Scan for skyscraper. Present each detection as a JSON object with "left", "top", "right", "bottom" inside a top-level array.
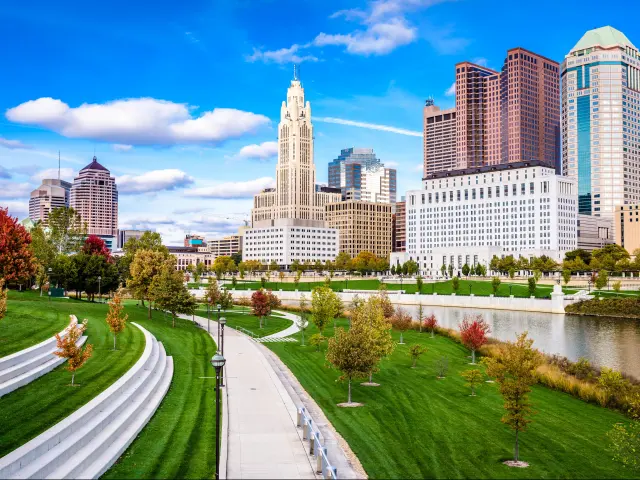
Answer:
[
  {"left": 70, "top": 156, "right": 118, "bottom": 250},
  {"left": 423, "top": 100, "right": 457, "bottom": 176},
  {"left": 327, "top": 148, "right": 397, "bottom": 203},
  {"left": 561, "top": 26, "right": 640, "bottom": 217},
  {"left": 456, "top": 48, "right": 560, "bottom": 170},
  {"left": 29, "top": 179, "right": 71, "bottom": 226}
]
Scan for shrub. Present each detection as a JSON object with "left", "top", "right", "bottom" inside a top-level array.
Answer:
[
  {"left": 452, "top": 276, "right": 460, "bottom": 293},
  {"left": 435, "top": 356, "right": 449, "bottom": 378},
  {"left": 309, "top": 333, "right": 326, "bottom": 352},
  {"left": 408, "top": 344, "right": 427, "bottom": 367},
  {"left": 566, "top": 298, "right": 640, "bottom": 319},
  {"left": 613, "top": 281, "right": 622, "bottom": 293},
  {"left": 491, "top": 276, "right": 501, "bottom": 295},
  {"left": 528, "top": 277, "right": 536, "bottom": 296}
]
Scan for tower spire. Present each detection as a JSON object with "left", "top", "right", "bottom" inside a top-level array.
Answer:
[{"left": 293, "top": 63, "right": 298, "bottom": 81}]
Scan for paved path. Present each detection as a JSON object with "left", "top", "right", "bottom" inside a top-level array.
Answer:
[
  {"left": 180, "top": 313, "right": 316, "bottom": 479},
  {"left": 261, "top": 310, "right": 301, "bottom": 340}
]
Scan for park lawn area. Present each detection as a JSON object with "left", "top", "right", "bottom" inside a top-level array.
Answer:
[
  {"left": 592, "top": 290, "right": 640, "bottom": 298},
  {"left": 266, "top": 317, "right": 633, "bottom": 479},
  {"left": 0, "top": 292, "right": 145, "bottom": 457},
  {"left": 0, "top": 290, "right": 72, "bottom": 357},
  {"left": 195, "top": 306, "right": 292, "bottom": 337},
  {"left": 104, "top": 304, "right": 218, "bottom": 479}
]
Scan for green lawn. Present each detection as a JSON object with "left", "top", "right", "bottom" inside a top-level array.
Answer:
[
  {"left": 0, "top": 293, "right": 145, "bottom": 457},
  {"left": 1, "top": 292, "right": 219, "bottom": 479},
  {"left": 223, "top": 278, "right": 577, "bottom": 298},
  {"left": 0, "top": 290, "right": 72, "bottom": 357},
  {"left": 591, "top": 290, "right": 640, "bottom": 298},
  {"left": 195, "top": 306, "right": 292, "bottom": 337},
  {"left": 266, "top": 316, "right": 633, "bottom": 479}
]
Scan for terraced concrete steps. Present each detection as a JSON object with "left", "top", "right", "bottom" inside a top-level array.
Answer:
[{"left": 0, "top": 322, "right": 173, "bottom": 480}]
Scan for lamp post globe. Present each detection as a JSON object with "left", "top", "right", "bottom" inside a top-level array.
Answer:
[{"left": 211, "top": 352, "right": 226, "bottom": 371}]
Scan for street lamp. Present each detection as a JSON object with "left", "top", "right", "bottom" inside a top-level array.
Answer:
[
  {"left": 47, "top": 268, "right": 52, "bottom": 301},
  {"left": 216, "top": 304, "right": 222, "bottom": 347},
  {"left": 210, "top": 353, "right": 226, "bottom": 480},
  {"left": 207, "top": 302, "right": 211, "bottom": 334},
  {"left": 219, "top": 317, "right": 227, "bottom": 386},
  {"left": 97, "top": 276, "right": 102, "bottom": 303}
]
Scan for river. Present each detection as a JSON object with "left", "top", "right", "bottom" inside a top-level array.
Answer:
[{"left": 282, "top": 300, "right": 640, "bottom": 379}]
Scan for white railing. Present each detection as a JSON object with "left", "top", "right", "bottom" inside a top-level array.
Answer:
[
  {"left": 233, "top": 326, "right": 258, "bottom": 339},
  {"left": 296, "top": 407, "right": 338, "bottom": 479}
]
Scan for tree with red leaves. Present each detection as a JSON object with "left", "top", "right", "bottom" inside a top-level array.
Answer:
[
  {"left": 390, "top": 306, "right": 412, "bottom": 344},
  {"left": 81, "top": 235, "right": 111, "bottom": 260},
  {"left": 251, "top": 289, "right": 271, "bottom": 329},
  {"left": 0, "top": 207, "right": 36, "bottom": 284},
  {"left": 459, "top": 314, "right": 491, "bottom": 364},
  {"left": 423, "top": 314, "right": 438, "bottom": 338}
]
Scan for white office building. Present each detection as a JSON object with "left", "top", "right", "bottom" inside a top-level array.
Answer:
[
  {"left": 243, "top": 226, "right": 338, "bottom": 266},
  {"left": 29, "top": 179, "right": 71, "bottom": 226},
  {"left": 391, "top": 161, "right": 578, "bottom": 276}
]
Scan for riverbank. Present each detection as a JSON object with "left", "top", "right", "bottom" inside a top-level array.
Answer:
[{"left": 565, "top": 297, "right": 640, "bottom": 320}]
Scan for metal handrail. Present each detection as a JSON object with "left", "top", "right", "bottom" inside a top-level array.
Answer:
[
  {"left": 233, "top": 325, "right": 258, "bottom": 339},
  {"left": 296, "top": 407, "right": 338, "bottom": 479}
]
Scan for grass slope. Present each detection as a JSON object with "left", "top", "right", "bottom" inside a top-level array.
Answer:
[
  {"left": 0, "top": 293, "right": 145, "bottom": 457},
  {"left": 266, "top": 317, "right": 632, "bottom": 479},
  {"left": 195, "top": 306, "right": 292, "bottom": 337},
  {"left": 0, "top": 291, "right": 72, "bottom": 357}
]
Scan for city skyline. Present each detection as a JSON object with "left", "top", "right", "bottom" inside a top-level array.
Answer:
[{"left": 1, "top": 0, "right": 639, "bottom": 243}]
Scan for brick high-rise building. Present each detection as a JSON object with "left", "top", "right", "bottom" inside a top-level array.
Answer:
[
  {"left": 70, "top": 157, "right": 118, "bottom": 250},
  {"left": 392, "top": 198, "right": 406, "bottom": 252},
  {"left": 455, "top": 48, "right": 560, "bottom": 170},
  {"left": 423, "top": 99, "right": 457, "bottom": 176}
]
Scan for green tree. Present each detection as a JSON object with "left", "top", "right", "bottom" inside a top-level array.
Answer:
[
  {"left": 533, "top": 269, "right": 542, "bottom": 284},
  {"left": 390, "top": 265, "right": 396, "bottom": 275},
  {"left": 596, "top": 269, "right": 609, "bottom": 290},
  {"left": 462, "top": 263, "right": 470, "bottom": 277},
  {"left": 353, "top": 297, "right": 394, "bottom": 384},
  {"left": 408, "top": 344, "right": 427, "bottom": 368},
  {"left": 415, "top": 275, "right": 423, "bottom": 293},
  {"left": 527, "top": 277, "right": 536, "bottom": 296},
  {"left": 452, "top": 276, "right": 460, "bottom": 293},
  {"left": 334, "top": 252, "right": 352, "bottom": 272},
  {"left": 219, "top": 290, "right": 234, "bottom": 311},
  {"left": 562, "top": 269, "right": 572, "bottom": 286},
  {"left": 461, "top": 369, "right": 484, "bottom": 396},
  {"left": 106, "top": 288, "right": 128, "bottom": 350},
  {"left": 29, "top": 222, "right": 56, "bottom": 271},
  {"left": 127, "top": 249, "right": 172, "bottom": 319},
  {"left": 405, "top": 259, "right": 419, "bottom": 276},
  {"left": 448, "top": 264, "right": 454, "bottom": 278},
  {"left": 297, "top": 294, "right": 310, "bottom": 346},
  {"left": 440, "top": 264, "right": 446, "bottom": 277},
  {"left": 311, "top": 286, "right": 340, "bottom": 335},
  {"left": 120, "top": 231, "right": 168, "bottom": 281},
  {"left": 484, "top": 332, "right": 542, "bottom": 463},
  {"left": 475, "top": 263, "right": 486, "bottom": 277},
  {"left": 48, "top": 207, "right": 86, "bottom": 254},
  {"left": 151, "top": 264, "right": 198, "bottom": 327},
  {"left": 492, "top": 276, "right": 501, "bottom": 295},
  {"left": 490, "top": 256, "right": 501, "bottom": 273}
]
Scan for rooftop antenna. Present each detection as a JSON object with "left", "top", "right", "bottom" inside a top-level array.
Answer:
[
  {"left": 58, "top": 151, "right": 61, "bottom": 180},
  {"left": 293, "top": 63, "right": 298, "bottom": 81}
]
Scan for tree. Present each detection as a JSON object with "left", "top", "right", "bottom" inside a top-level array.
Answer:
[
  {"left": 408, "top": 344, "right": 427, "bottom": 367},
  {"left": 390, "top": 265, "right": 396, "bottom": 275},
  {"left": 194, "top": 262, "right": 206, "bottom": 283},
  {"left": 440, "top": 264, "right": 446, "bottom": 278},
  {"left": 0, "top": 279, "right": 6, "bottom": 322},
  {"left": 297, "top": 294, "right": 310, "bottom": 346},
  {"left": 492, "top": 276, "right": 501, "bottom": 295},
  {"left": 599, "top": 367, "right": 630, "bottom": 408},
  {"left": 128, "top": 250, "right": 172, "bottom": 318},
  {"left": 219, "top": 289, "right": 234, "bottom": 311},
  {"left": 390, "top": 306, "right": 412, "bottom": 344},
  {"left": 334, "top": 252, "right": 352, "bottom": 272},
  {"left": 461, "top": 369, "right": 484, "bottom": 396},
  {"left": 120, "top": 231, "right": 168, "bottom": 281},
  {"left": 311, "top": 286, "right": 340, "bottom": 336},
  {"left": 352, "top": 297, "right": 394, "bottom": 384},
  {"left": 423, "top": 314, "right": 437, "bottom": 338},
  {"left": 596, "top": 269, "right": 609, "bottom": 290},
  {"left": 562, "top": 269, "right": 572, "bottom": 286},
  {"left": 48, "top": 207, "right": 87, "bottom": 254},
  {"left": 106, "top": 288, "right": 128, "bottom": 350},
  {"left": 527, "top": 277, "right": 536, "bottom": 296},
  {"left": 29, "top": 222, "right": 56, "bottom": 271},
  {"left": 151, "top": 265, "right": 198, "bottom": 327},
  {"left": 205, "top": 279, "right": 221, "bottom": 309},
  {"left": 416, "top": 275, "right": 423, "bottom": 293},
  {"left": 81, "top": 235, "right": 111, "bottom": 259},
  {"left": 294, "top": 270, "right": 301, "bottom": 289},
  {"left": 405, "top": 259, "right": 419, "bottom": 276},
  {"left": 452, "top": 276, "right": 460, "bottom": 293},
  {"left": 490, "top": 256, "right": 501, "bottom": 273},
  {"left": 326, "top": 322, "right": 377, "bottom": 405},
  {"left": 309, "top": 333, "right": 325, "bottom": 352},
  {"left": 462, "top": 263, "right": 470, "bottom": 277},
  {"left": 613, "top": 281, "right": 622, "bottom": 294},
  {"left": 0, "top": 207, "right": 37, "bottom": 284},
  {"left": 54, "top": 319, "right": 93, "bottom": 386},
  {"left": 377, "top": 287, "right": 394, "bottom": 318},
  {"left": 448, "top": 264, "right": 454, "bottom": 278},
  {"left": 484, "top": 332, "right": 542, "bottom": 464},
  {"left": 278, "top": 270, "right": 285, "bottom": 285},
  {"left": 290, "top": 259, "right": 302, "bottom": 273},
  {"left": 459, "top": 314, "right": 490, "bottom": 364},
  {"left": 532, "top": 269, "right": 542, "bottom": 284},
  {"left": 475, "top": 263, "right": 486, "bottom": 277},
  {"left": 251, "top": 289, "right": 271, "bottom": 329},
  {"left": 435, "top": 356, "right": 449, "bottom": 378}
]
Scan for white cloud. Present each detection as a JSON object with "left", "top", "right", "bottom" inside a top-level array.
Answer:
[
  {"left": 413, "top": 163, "right": 424, "bottom": 172},
  {"left": 0, "top": 137, "right": 32, "bottom": 150},
  {"left": 6, "top": 97, "right": 270, "bottom": 147},
  {"left": 472, "top": 57, "right": 489, "bottom": 67},
  {"left": 0, "top": 180, "right": 33, "bottom": 199},
  {"left": 184, "top": 177, "right": 275, "bottom": 199},
  {"left": 315, "top": 117, "right": 422, "bottom": 137},
  {"left": 31, "top": 168, "right": 75, "bottom": 183},
  {"left": 2, "top": 200, "right": 28, "bottom": 219},
  {"left": 314, "top": 18, "right": 416, "bottom": 55},
  {"left": 385, "top": 161, "right": 399, "bottom": 168},
  {"left": 117, "top": 169, "right": 195, "bottom": 194},
  {"left": 246, "top": 44, "right": 318, "bottom": 64},
  {"left": 445, "top": 82, "right": 456, "bottom": 96},
  {"left": 237, "top": 141, "right": 278, "bottom": 160},
  {"left": 0, "top": 166, "right": 12, "bottom": 179},
  {"left": 112, "top": 144, "right": 133, "bottom": 152}
]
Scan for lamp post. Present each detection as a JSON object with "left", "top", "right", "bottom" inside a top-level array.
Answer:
[
  {"left": 207, "top": 303, "right": 211, "bottom": 334},
  {"left": 216, "top": 304, "right": 222, "bottom": 347},
  {"left": 219, "top": 317, "right": 226, "bottom": 386},
  {"left": 211, "top": 353, "right": 226, "bottom": 480},
  {"left": 588, "top": 279, "right": 592, "bottom": 293},
  {"left": 47, "top": 267, "right": 52, "bottom": 301},
  {"left": 97, "top": 276, "right": 102, "bottom": 303},
  {"left": 469, "top": 284, "right": 472, "bottom": 296}
]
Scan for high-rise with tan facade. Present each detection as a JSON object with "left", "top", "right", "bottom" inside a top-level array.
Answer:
[
  {"left": 70, "top": 156, "right": 118, "bottom": 250},
  {"left": 393, "top": 198, "right": 406, "bottom": 252},
  {"left": 455, "top": 48, "right": 560, "bottom": 171},
  {"left": 29, "top": 179, "right": 71, "bottom": 226},
  {"left": 423, "top": 100, "right": 457, "bottom": 176},
  {"left": 325, "top": 201, "right": 392, "bottom": 258},
  {"left": 615, "top": 203, "right": 640, "bottom": 253}
]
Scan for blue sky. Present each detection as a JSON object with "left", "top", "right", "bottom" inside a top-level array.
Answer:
[{"left": 1, "top": 0, "right": 638, "bottom": 244}]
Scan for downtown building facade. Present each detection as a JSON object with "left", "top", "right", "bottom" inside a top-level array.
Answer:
[
  {"left": 245, "top": 70, "right": 341, "bottom": 267},
  {"left": 28, "top": 179, "right": 71, "bottom": 226},
  {"left": 615, "top": 203, "right": 640, "bottom": 253},
  {"left": 69, "top": 157, "right": 118, "bottom": 250},
  {"left": 423, "top": 100, "right": 457, "bottom": 176},
  {"left": 561, "top": 26, "right": 640, "bottom": 221},
  {"left": 391, "top": 162, "right": 577, "bottom": 276},
  {"left": 328, "top": 148, "right": 397, "bottom": 203}
]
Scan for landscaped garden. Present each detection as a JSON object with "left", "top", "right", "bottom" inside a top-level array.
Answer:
[
  {"left": 195, "top": 305, "right": 292, "bottom": 337},
  {"left": 264, "top": 308, "right": 635, "bottom": 478}
]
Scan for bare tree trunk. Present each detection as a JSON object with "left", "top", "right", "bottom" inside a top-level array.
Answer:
[
  {"left": 348, "top": 377, "right": 352, "bottom": 404},
  {"left": 172, "top": 314, "right": 176, "bottom": 328},
  {"left": 431, "top": 329, "right": 434, "bottom": 338},
  {"left": 141, "top": 298, "right": 145, "bottom": 307},
  {"left": 514, "top": 430, "right": 519, "bottom": 461},
  {"left": 412, "top": 358, "right": 417, "bottom": 367},
  {"left": 71, "top": 372, "right": 75, "bottom": 386},
  {"left": 369, "top": 371, "right": 373, "bottom": 383},
  {"left": 472, "top": 349, "right": 476, "bottom": 364},
  {"left": 400, "top": 332, "right": 404, "bottom": 344},
  {"left": 113, "top": 333, "right": 116, "bottom": 350}
]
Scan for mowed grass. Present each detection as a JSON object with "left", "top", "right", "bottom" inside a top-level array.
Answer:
[
  {"left": 221, "top": 278, "right": 577, "bottom": 298},
  {"left": 0, "top": 293, "right": 145, "bottom": 457},
  {"left": 195, "top": 306, "right": 292, "bottom": 337},
  {"left": 266, "top": 317, "right": 633, "bottom": 479},
  {"left": 0, "top": 290, "right": 72, "bottom": 357},
  {"left": 104, "top": 304, "right": 218, "bottom": 479}
]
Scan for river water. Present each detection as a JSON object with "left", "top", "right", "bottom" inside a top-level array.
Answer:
[{"left": 282, "top": 300, "right": 640, "bottom": 378}]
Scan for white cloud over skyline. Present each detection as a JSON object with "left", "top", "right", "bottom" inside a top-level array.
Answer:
[
  {"left": 0, "top": 137, "right": 32, "bottom": 150},
  {"left": 316, "top": 116, "right": 422, "bottom": 137},
  {"left": 184, "top": 177, "right": 274, "bottom": 199},
  {"left": 117, "top": 169, "right": 195, "bottom": 194},
  {"left": 237, "top": 141, "right": 278, "bottom": 160}
]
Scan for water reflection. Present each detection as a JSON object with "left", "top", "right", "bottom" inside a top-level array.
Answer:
[{"left": 282, "top": 300, "right": 640, "bottom": 378}]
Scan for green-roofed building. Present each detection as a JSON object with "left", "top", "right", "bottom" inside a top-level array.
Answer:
[{"left": 561, "top": 26, "right": 640, "bottom": 225}]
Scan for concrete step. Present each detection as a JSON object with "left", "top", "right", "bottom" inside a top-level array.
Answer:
[{"left": 0, "top": 323, "right": 173, "bottom": 480}]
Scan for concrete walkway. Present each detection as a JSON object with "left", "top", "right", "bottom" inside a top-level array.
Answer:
[
  {"left": 181, "top": 313, "right": 317, "bottom": 479},
  {"left": 261, "top": 310, "right": 301, "bottom": 340}
]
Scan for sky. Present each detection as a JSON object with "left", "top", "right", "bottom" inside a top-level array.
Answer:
[{"left": 1, "top": 0, "right": 638, "bottom": 244}]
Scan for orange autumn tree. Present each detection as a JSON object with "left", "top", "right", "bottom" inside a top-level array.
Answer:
[
  {"left": 55, "top": 318, "right": 93, "bottom": 386},
  {"left": 106, "top": 288, "right": 128, "bottom": 350}
]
